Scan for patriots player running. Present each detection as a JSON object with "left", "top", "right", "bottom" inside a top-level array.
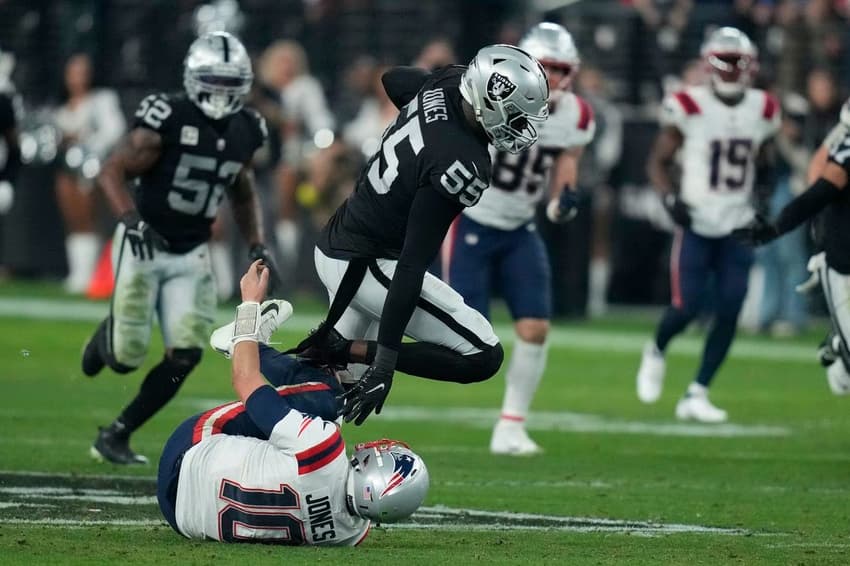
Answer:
[
  {"left": 442, "top": 24, "right": 595, "bottom": 455},
  {"left": 735, "top": 99, "right": 850, "bottom": 396},
  {"left": 294, "top": 45, "right": 549, "bottom": 425},
  {"left": 158, "top": 260, "right": 429, "bottom": 545},
  {"left": 635, "top": 28, "right": 780, "bottom": 422},
  {"left": 82, "top": 32, "right": 278, "bottom": 464}
]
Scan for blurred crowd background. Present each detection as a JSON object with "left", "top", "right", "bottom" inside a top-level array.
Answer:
[{"left": 0, "top": 0, "right": 848, "bottom": 334}]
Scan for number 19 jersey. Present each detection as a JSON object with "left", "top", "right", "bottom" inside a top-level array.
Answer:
[
  {"left": 133, "top": 92, "right": 267, "bottom": 253},
  {"left": 662, "top": 85, "right": 780, "bottom": 237}
]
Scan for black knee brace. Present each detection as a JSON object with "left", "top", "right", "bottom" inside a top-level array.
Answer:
[{"left": 459, "top": 343, "right": 504, "bottom": 384}]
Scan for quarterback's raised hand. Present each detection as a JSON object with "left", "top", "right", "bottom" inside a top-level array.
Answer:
[
  {"left": 546, "top": 188, "right": 581, "bottom": 224},
  {"left": 732, "top": 214, "right": 780, "bottom": 247},
  {"left": 249, "top": 243, "right": 280, "bottom": 294},
  {"left": 663, "top": 194, "right": 692, "bottom": 228},
  {"left": 340, "top": 345, "right": 397, "bottom": 425},
  {"left": 120, "top": 210, "right": 168, "bottom": 260}
]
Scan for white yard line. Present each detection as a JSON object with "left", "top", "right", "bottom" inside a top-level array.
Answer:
[{"left": 0, "top": 297, "right": 818, "bottom": 362}]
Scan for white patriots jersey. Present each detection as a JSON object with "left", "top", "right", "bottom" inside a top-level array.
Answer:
[
  {"left": 175, "top": 408, "right": 369, "bottom": 546},
  {"left": 464, "top": 92, "right": 596, "bottom": 230},
  {"left": 662, "top": 85, "right": 780, "bottom": 237}
]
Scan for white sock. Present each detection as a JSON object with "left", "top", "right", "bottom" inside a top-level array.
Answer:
[
  {"left": 64, "top": 232, "right": 99, "bottom": 293},
  {"left": 500, "top": 338, "right": 549, "bottom": 422},
  {"left": 686, "top": 382, "right": 708, "bottom": 398},
  {"left": 588, "top": 259, "right": 610, "bottom": 317},
  {"left": 275, "top": 220, "right": 299, "bottom": 266},
  {"left": 209, "top": 242, "right": 233, "bottom": 301}
]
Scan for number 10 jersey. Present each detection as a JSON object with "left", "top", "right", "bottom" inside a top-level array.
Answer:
[
  {"left": 133, "top": 92, "right": 267, "bottom": 253},
  {"left": 661, "top": 85, "right": 780, "bottom": 237}
]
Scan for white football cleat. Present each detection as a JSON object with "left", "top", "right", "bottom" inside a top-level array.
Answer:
[
  {"left": 675, "top": 384, "right": 728, "bottom": 423},
  {"left": 490, "top": 419, "right": 542, "bottom": 456},
  {"left": 210, "top": 299, "right": 293, "bottom": 358},
  {"left": 826, "top": 359, "right": 850, "bottom": 396},
  {"left": 636, "top": 341, "right": 666, "bottom": 404}
]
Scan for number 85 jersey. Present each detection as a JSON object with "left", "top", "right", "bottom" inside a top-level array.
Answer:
[
  {"left": 662, "top": 85, "right": 780, "bottom": 237},
  {"left": 133, "top": 92, "right": 267, "bottom": 253}
]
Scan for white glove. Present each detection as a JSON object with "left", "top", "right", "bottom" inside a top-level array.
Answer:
[{"left": 0, "top": 181, "right": 13, "bottom": 214}]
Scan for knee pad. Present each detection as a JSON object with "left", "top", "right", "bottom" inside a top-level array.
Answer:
[
  {"left": 462, "top": 343, "right": 504, "bottom": 384},
  {"left": 167, "top": 348, "right": 203, "bottom": 376},
  {"left": 106, "top": 356, "right": 137, "bottom": 375}
]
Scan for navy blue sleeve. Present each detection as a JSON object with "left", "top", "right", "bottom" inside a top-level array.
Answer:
[{"left": 245, "top": 385, "right": 293, "bottom": 437}]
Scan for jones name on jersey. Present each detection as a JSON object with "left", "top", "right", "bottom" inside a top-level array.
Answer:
[
  {"left": 465, "top": 92, "right": 595, "bottom": 230},
  {"left": 318, "top": 66, "right": 491, "bottom": 260},
  {"left": 132, "top": 92, "right": 267, "bottom": 252},
  {"left": 662, "top": 85, "right": 780, "bottom": 237},
  {"left": 175, "top": 385, "right": 369, "bottom": 546}
]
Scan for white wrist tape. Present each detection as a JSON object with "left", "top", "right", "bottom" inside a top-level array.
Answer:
[{"left": 232, "top": 302, "right": 261, "bottom": 345}]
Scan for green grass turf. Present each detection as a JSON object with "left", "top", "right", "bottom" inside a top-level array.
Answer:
[{"left": 1, "top": 300, "right": 850, "bottom": 564}]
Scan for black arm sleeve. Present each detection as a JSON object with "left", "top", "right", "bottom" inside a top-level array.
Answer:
[
  {"left": 0, "top": 96, "right": 19, "bottom": 183},
  {"left": 376, "top": 186, "right": 463, "bottom": 352},
  {"left": 381, "top": 67, "right": 430, "bottom": 110},
  {"left": 776, "top": 177, "right": 843, "bottom": 235}
]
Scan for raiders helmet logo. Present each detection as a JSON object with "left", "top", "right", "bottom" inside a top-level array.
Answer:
[{"left": 486, "top": 72, "right": 517, "bottom": 101}]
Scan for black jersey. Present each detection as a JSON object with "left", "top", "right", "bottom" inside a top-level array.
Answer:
[
  {"left": 317, "top": 66, "right": 491, "bottom": 260},
  {"left": 0, "top": 92, "right": 18, "bottom": 182},
  {"left": 825, "top": 131, "right": 850, "bottom": 274},
  {"left": 132, "top": 92, "right": 266, "bottom": 253}
]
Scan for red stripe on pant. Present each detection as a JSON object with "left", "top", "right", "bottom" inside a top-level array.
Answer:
[{"left": 670, "top": 228, "right": 683, "bottom": 309}]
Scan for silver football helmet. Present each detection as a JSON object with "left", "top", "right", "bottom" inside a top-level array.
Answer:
[
  {"left": 184, "top": 31, "right": 253, "bottom": 120},
  {"left": 460, "top": 44, "right": 549, "bottom": 154},
  {"left": 519, "top": 23, "right": 580, "bottom": 92},
  {"left": 700, "top": 27, "right": 757, "bottom": 99},
  {"left": 346, "top": 439, "right": 429, "bottom": 523}
]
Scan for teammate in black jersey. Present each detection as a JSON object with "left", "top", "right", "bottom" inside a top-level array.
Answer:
[
  {"left": 0, "top": 44, "right": 19, "bottom": 220},
  {"left": 295, "top": 45, "right": 550, "bottom": 424},
  {"left": 81, "top": 32, "right": 278, "bottom": 464},
  {"left": 735, "top": 102, "right": 850, "bottom": 396}
]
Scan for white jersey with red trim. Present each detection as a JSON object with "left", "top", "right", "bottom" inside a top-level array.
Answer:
[
  {"left": 464, "top": 92, "right": 596, "bottom": 230},
  {"left": 174, "top": 402, "right": 369, "bottom": 546},
  {"left": 662, "top": 85, "right": 780, "bottom": 237}
]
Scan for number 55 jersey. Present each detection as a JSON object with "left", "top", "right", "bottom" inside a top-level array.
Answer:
[
  {"left": 133, "top": 92, "right": 267, "bottom": 253},
  {"left": 661, "top": 86, "right": 780, "bottom": 237}
]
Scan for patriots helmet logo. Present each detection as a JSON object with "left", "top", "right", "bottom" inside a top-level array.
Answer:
[
  {"left": 486, "top": 72, "right": 517, "bottom": 101},
  {"left": 379, "top": 452, "right": 417, "bottom": 498}
]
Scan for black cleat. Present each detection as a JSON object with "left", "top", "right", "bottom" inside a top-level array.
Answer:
[
  {"left": 90, "top": 426, "right": 149, "bottom": 465},
  {"left": 81, "top": 320, "right": 108, "bottom": 377},
  {"left": 296, "top": 323, "right": 352, "bottom": 366}
]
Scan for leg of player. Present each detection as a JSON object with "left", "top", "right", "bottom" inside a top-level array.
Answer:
[
  {"left": 675, "top": 237, "right": 752, "bottom": 423},
  {"left": 637, "top": 229, "right": 708, "bottom": 403},
  {"left": 822, "top": 267, "right": 850, "bottom": 395},
  {"left": 490, "top": 223, "right": 552, "bottom": 456}
]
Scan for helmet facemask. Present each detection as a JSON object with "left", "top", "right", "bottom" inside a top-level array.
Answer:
[
  {"left": 706, "top": 52, "right": 755, "bottom": 98},
  {"left": 185, "top": 70, "right": 252, "bottom": 120}
]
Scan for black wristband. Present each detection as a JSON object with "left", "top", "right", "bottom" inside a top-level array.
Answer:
[{"left": 373, "top": 344, "right": 399, "bottom": 375}]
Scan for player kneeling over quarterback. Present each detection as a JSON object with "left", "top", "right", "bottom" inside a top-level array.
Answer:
[{"left": 158, "top": 260, "right": 429, "bottom": 545}]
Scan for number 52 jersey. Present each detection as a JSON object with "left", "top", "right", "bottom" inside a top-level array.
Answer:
[
  {"left": 662, "top": 85, "right": 780, "bottom": 237},
  {"left": 133, "top": 92, "right": 267, "bottom": 253}
]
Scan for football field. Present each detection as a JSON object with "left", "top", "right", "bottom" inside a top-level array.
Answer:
[{"left": 2, "top": 289, "right": 850, "bottom": 564}]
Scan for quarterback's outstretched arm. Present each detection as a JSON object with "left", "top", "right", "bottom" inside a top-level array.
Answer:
[{"left": 97, "top": 128, "right": 162, "bottom": 217}]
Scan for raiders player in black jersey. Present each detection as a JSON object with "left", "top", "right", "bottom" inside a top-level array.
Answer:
[
  {"left": 735, "top": 101, "right": 850, "bottom": 396},
  {"left": 0, "top": 44, "right": 19, "bottom": 221},
  {"left": 294, "top": 45, "right": 549, "bottom": 425},
  {"left": 82, "top": 32, "right": 278, "bottom": 464}
]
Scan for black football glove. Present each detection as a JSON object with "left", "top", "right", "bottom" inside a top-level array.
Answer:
[
  {"left": 732, "top": 214, "right": 780, "bottom": 246},
  {"left": 249, "top": 243, "right": 280, "bottom": 293},
  {"left": 120, "top": 210, "right": 168, "bottom": 261},
  {"left": 340, "top": 345, "right": 397, "bottom": 425},
  {"left": 546, "top": 188, "right": 582, "bottom": 224},
  {"left": 663, "top": 194, "right": 692, "bottom": 228}
]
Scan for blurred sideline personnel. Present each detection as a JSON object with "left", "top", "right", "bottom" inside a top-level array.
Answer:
[
  {"left": 442, "top": 24, "right": 595, "bottom": 455},
  {"left": 0, "top": 44, "right": 19, "bottom": 221},
  {"left": 158, "top": 260, "right": 428, "bottom": 545},
  {"left": 82, "top": 32, "right": 278, "bottom": 464},
  {"left": 735, "top": 98, "right": 850, "bottom": 396},
  {"left": 636, "top": 28, "right": 780, "bottom": 422},
  {"left": 291, "top": 45, "right": 550, "bottom": 425}
]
